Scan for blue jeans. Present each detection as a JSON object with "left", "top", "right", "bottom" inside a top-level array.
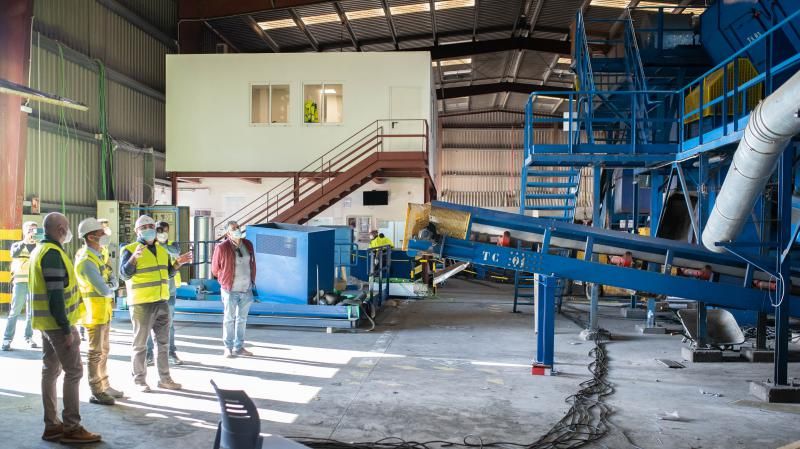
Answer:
[
  {"left": 3, "top": 282, "right": 33, "bottom": 344},
  {"left": 146, "top": 300, "right": 176, "bottom": 356},
  {"left": 222, "top": 290, "right": 253, "bottom": 350}
]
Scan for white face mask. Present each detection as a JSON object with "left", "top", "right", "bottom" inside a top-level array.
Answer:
[
  {"left": 230, "top": 230, "right": 243, "bottom": 240},
  {"left": 156, "top": 232, "right": 168, "bottom": 243},
  {"left": 97, "top": 234, "right": 111, "bottom": 247},
  {"left": 62, "top": 228, "right": 73, "bottom": 244}
]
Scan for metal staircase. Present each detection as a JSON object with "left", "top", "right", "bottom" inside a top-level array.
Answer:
[
  {"left": 520, "top": 167, "right": 580, "bottom": 221},
  {"left": 215, "top": 119, "right": 433, "bottom": 237}
]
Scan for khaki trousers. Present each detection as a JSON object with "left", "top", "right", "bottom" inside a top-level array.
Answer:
[
  {"left": 131, "top": 301, "right": 171, "bottom": 384},
  {"left": 86, "top": 323, "right": 110, "bottom": 394},
  {"left": 41, "top": 327, "right": 83, "bottom": 431}
]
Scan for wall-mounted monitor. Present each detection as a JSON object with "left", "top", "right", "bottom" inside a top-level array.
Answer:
[{"left": 363, "top": 190, "right": 389, "bottom": 206}]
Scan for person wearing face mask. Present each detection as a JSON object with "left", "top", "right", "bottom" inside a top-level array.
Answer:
[
  {"left": 211, "top": 221, "right": 256, "bottom": 358},
  {"left": 119, "top": 215, "right": 192, "bottom": 392},
  {"left": 30, "top": 212, "right": 101, "bottom": 444},
  {"left": 145, "top": 221, "right": 183, "bottom": 366},
  {"left": 78, "top": 219, "right": 113, "bottom": 343},
  {"left": 74, "top": 218, "right": 122, "bottom": 406},
  {"left": 2, "top": 221, "right": 39, "bottom": 351}
]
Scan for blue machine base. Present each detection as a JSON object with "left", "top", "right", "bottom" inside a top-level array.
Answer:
[{"left": 114, "top": 299, "right": 360, "bottom": 328}]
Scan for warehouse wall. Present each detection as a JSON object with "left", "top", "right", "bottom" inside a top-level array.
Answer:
[
  {"left": 22, "top": 0, "right": 174, "bottom": 228},
  {"left": 439, "top": 111, "right": 594, "bottom": 220},
  {"left": 166, "top": 52, "right": 433, "bottom": 172},
  {"left": 175, "top": 177, "right": 424, "bottom": 234}
]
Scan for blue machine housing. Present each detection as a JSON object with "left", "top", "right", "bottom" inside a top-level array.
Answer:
[
  {"left": 701, "top": 0, "right": 800, "bottom": 69},
  {"left": 247, "top": 223, "right": 335, "bottom": 304}
]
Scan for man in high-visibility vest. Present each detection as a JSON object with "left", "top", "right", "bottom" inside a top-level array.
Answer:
[
  {"left": 31, "top": 212, "right": 101, "bottom": 444},
  {"left": 119, "top": 215, "right": 192, "bottom": 392},
  {"left": 145, "top": 221, "right": 183, "bottom": 366},
  {"left": 369, "top": 232, "right": 393, "bottom": 249},
  {"left": 75, "top": 218, "right": 121, "bottom": 406},
  {"left": 2, "top": 221, "right": 38, "bottom": 351}
]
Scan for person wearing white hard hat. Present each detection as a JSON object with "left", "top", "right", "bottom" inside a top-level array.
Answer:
[
  {"left": 74, "top": 218, "right": 121, "bottom": 406},
  {"left": 119, "top": 215, "right": 192, "bottom": 392}
]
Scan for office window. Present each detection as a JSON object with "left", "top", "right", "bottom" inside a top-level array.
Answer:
[
  {"left": 251, "top": 84, "right": 290, "bottom": 124},
  {"left": 303, "top": 83, "right": 343, "bottom": 124}
]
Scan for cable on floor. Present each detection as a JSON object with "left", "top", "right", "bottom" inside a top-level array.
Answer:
[{"left": 289, "top": 308, "right": 614, "bottom": 449}]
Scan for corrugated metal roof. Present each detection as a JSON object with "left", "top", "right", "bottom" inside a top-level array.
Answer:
[
  {"left": 120, "top": 0, "right": 177, "bottom": 37},
  {"left": 208, "top": 17, "right": 273, "bottom": 52}
]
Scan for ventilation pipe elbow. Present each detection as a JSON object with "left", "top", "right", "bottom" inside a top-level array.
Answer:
[{"left": 701, "top": 70, "right": 800, "bottom": 253}]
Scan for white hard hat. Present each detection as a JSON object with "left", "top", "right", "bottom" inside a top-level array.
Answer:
[
  {"left": 78, "top": 218, "right": 104, "bottom": 238},
  {"left": 135, "top": 215, "right": 156, "bottom": 230}
]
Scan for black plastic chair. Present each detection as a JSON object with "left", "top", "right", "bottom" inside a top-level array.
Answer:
[{"left": 211, "top": 380, "right": 263, "bottom": 449}]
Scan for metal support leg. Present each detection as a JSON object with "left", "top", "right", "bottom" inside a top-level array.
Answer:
[
  {"left": 629, "top": 294, "right": 637, "bottom": 309},
  {"left": 589, "top": 282, "right": 599, "bottom": 331},
  {"left": 533, "top": 275, "right": 555, "bottom": 375},
  {"left": 647, "top": 298, "right": 656, "bottom": 327},
  {"left": 774, "top": 147, "right": 792, "bottom": 386},
  {"left": 756, "top": 312, "right": 768, "bottom": 350},
  {"left": 696, "top": 302, "right": 707, "bottom": 348}
]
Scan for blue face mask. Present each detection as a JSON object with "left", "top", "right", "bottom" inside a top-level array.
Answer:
[{"left": 139, "top": 229, "right": 157, "bottom": 242}]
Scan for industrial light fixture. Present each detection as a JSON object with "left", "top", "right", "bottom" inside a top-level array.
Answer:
[
  {"left": 323, "top": 88, "right": 337, "bottom": 94},
  {"left": 433, "top": 58, "right": 472, "bottom": 67},
  {"left": 589, "top": 0, "right": 631, "bottom": 8},
  {"left": 260, "top": 18, "right": 296, "bottom": 30},
  {"left": 260, "top": 0, "right": 475, "bottom": 30},
  {"left": 300, "top": 13, "right": 341, "bottom": 26},
  {"left": 0, "top": 77, "right": 88, "bottom": 111},
  {"left": 345, "top": 8, "right": 385, "bottom": 20},
  {"left": 557, "top": 57, "right": 572, "bottom": 64},
  {"left": 532, "top": 94, "right": 563, "bottom": 101},
  {"left": 442, "top": 68, "right": 471, "bottom": 76}
]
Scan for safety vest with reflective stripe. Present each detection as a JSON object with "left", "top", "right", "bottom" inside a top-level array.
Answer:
[
  {"left": 369, "top": 237, "right": 393, "bottom": 249},
  {"left": 123, "top": 242, "right": 170, "bottom": 305},
  {"left": 10, "top": 242, "right": 33, "bottom": 284},
  {"left": 75, "top": 247, "right": 113, "bottom": 327},
  {"left": 29, "top": 242, "right": 83, "bottom": 331}
]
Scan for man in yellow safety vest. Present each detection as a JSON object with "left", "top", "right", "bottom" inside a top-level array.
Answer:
[
  {"left": 145, "top": 221, "right": 183, "bottom": 366},
  {"left": 2, "top": 221, "right": 38, "bottom": 351},
  {"left": 119, "top": 215, "right": 191, "bottom": 392},
  {"left": 30, "top": 212, "right": 101, "bottom": 444},
  {"left": 75, "top": 218, "right": 122, "bottom": 406}
]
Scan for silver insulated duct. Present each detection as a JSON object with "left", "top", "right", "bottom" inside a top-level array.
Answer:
[{"left": 701, "top": 70, "right": 800, "bottom": 253}]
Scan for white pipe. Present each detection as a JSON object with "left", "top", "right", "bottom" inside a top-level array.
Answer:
[{"left": 702, "top": 69, "right": 800, "bottom": 253}]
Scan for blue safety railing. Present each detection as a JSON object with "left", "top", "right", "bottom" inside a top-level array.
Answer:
[
  {"left": 677, "top": 8, "right": 800, "bottom": 159},
  {"left": 525, "top": 8, "right": 800, "bottom": 166}
]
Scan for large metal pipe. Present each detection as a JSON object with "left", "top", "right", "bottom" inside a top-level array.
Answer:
[{"left": 702, "top": 70, "right": 800, "bottom": 253}]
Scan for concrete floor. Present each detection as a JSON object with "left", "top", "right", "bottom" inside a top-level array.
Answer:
[{"left": 0, "top": 279, "right": 798, "bottom": 449}]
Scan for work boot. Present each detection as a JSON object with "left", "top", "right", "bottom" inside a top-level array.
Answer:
[
  {"left": 89, "top": 391, "right": 115, "bottom": 405},
  {"left": 234, "top": 347, "right": 253, "bottom": 357},
  {"left": 157, "top": 378, "right": 182, "bottom": 390},
  {"left": 135, "top": 382, "right": 152, "bottom": 393},
  {"left": 60, "top": 426, "right": 101, "bottom": 444},
  {"left": 224, "top": 348, "right": 235, "bottom": 358},
  {"left": 105, "top": 386, "right": 124, "bottom": 398},
  {"left": 26, "top": 339, "right": 38, "bottom": 349},
  {"left": 169, "top": 352, "right": 183, "bottom": 365},
  {"left": 1, "top": 341, "right": 10, "bottom": 351},
  {"left": 146, "top": 353, "right": 154, "bottom": 366},
  {"left": 41, "top": 424, "right": 63, "bottom": 442}
]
